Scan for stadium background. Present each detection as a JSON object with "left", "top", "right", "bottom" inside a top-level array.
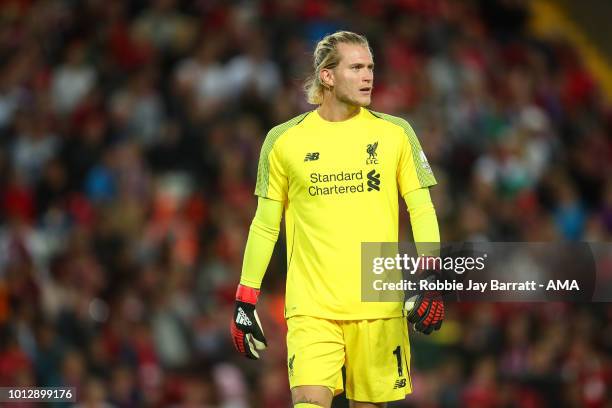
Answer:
[{"left": 0, "top": 0, "right": 611, "bottom": 406}]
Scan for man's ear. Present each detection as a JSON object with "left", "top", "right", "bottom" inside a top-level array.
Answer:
[{"left": 320, "top": 68, "right": 334, "bottom": 88}]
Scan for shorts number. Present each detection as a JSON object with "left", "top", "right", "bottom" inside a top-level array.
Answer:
[{"left": 392, "top": 345, "right": 403, "bottom": 377}]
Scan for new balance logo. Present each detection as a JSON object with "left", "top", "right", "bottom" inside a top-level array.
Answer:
[
  {"left": 393, "top": 378, "right": 407, "bottom": 389},
  {"left": 236, "top": 307, "right": 252, "bottom": 326},
  {"left": 304, "top": 152, "right": 320, "bottom": 161},
  {"left": 367, "top": 169, "right": 381, "bottom": 191}
]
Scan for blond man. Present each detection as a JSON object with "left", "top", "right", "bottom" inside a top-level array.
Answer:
[{"left": 231, "top": 31, "right": 443, "bottom": 408}]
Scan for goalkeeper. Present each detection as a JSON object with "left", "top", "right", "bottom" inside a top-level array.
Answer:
[{"left": 231, "top": 31, "right": 443, "bottom": 408}]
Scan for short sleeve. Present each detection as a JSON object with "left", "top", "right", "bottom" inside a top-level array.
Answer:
[
  {"left": 255, "top": 134, "right": 288, "bottom": 202},
  {"left": 397, "top": 121, "right": 437, "bottom": 197}
]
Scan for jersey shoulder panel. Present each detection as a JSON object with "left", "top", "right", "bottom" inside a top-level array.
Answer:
[
  {"left": 366, "top": 110, "right": 413, "bottom": 134},
  {"left": 255, "top": 111, "right": 311, "bottom": 196},
  {"left": 269, "top": 111, "right": 311, "bottom": 140},
  {"left": 366, "top": 109, "right": 436, "bottom": 187}
]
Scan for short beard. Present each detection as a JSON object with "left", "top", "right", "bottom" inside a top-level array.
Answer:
[{"left": 337, "top": 92, "right": 370, "bottom": 108}]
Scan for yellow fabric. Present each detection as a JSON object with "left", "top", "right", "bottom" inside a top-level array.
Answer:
[
  {"left": 294, "top": 404, "right": 325, "bottom": 408},
  {"left": 287, "top": 316, "right": 412, "bottom": 402},
  {"left": 404, "top": 186, "right": 433, "bottom": 211},
  {"left": 255, "top": 108, "right": 436, "bottom": 319},
  {"left": 239, "top": 197, "right": 283, "bottom": 289},
  {"left": 404, "top": 188, "right": 440, "bottom": 256}
]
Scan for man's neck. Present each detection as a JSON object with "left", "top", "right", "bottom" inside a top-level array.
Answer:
[{"left": 317, "top": 100, "right": 361, "bottom": 122}]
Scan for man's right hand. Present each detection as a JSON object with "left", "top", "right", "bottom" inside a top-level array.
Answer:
[{"left": 231, "top": 284, "right": 268, "bottom": 359}]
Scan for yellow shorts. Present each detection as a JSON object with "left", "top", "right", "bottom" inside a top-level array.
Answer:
[{"left": 286, "top": 315, "right": 412, "bottom": 403}]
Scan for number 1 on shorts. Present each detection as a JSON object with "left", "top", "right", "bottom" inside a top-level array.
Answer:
[{"left": 392, "top": 345, "right": 403, "bottom": 377}]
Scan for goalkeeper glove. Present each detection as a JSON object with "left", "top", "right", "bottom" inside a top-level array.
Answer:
[
  {"left": 406, "top": 274, "right": 444, "bottom": 335},
  {"left": 231, "top": 284, "right": 267, "bottom": 359}
]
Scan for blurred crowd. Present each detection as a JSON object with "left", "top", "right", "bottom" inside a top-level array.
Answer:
[{"left": 0, "top": 0, "right": 611, "bottom": 407}]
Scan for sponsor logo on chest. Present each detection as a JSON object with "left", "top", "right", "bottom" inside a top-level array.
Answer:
[{"left": 302, "top": 142, "right": 383, "bottom": 197}]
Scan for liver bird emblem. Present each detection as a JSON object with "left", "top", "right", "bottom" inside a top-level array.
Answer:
[{"left": 367, "top": 142, "right": 378, "bottom": 160}]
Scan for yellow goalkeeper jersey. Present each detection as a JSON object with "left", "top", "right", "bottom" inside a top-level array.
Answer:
[{"left": 255, "top": 108, "right": 436, "bottom": 320}]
